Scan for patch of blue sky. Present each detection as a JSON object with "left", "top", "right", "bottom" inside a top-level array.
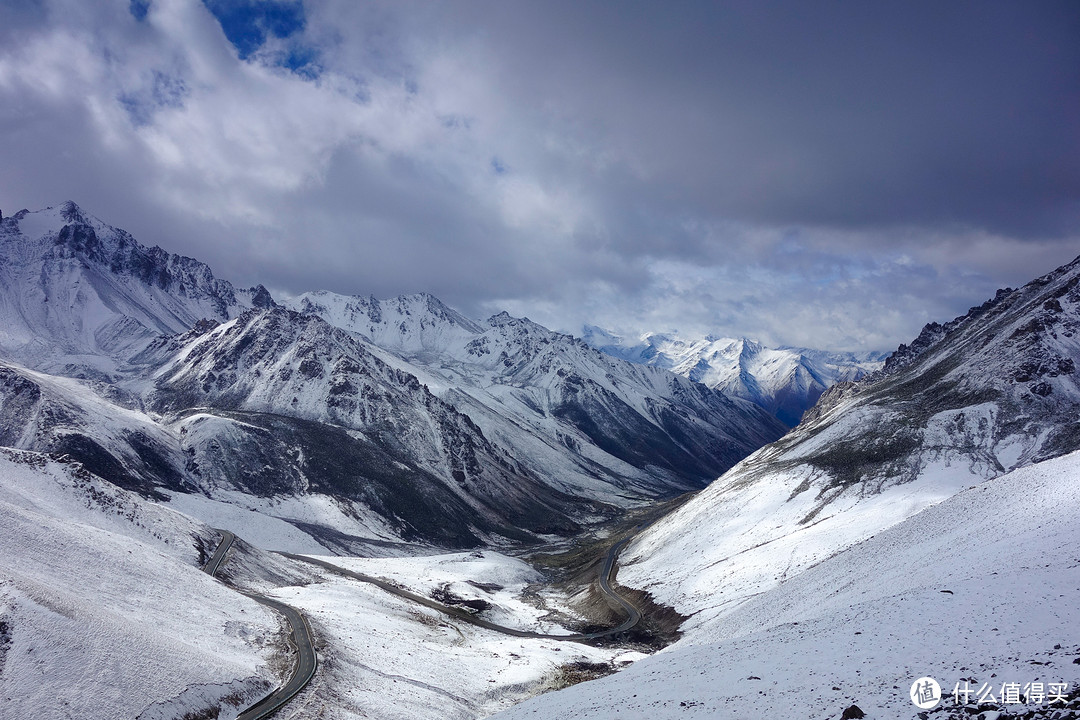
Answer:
[
  {"left": 129, "top": 0, "right": 150, "bottom": 21},
  {"left": 201, "top": 0, "right": 306, "bottom": 60},
  {"left": 491, "top": 157, "right": 508, "bottom": 175},
  {"left": 279, "top": 44, "right": 321, "bottom": 78}
]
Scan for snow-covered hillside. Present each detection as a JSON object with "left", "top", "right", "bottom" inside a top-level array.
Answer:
[
  {"left": 0, "top": 448, "right": 279, "bottom": 720},
  {"left": 149, "top": 307, "right": 589, "bottom": 546},
  {"left": 582, "top": 326, "right": 884, "bottom": 426},
  {"left": 0, "top": 202, "right": 270, "bottom": 377},
  {"left": 617, "top": 254, "right": 1080, "bottom": 630},
  {"left": 0, "top": 359, "right": 188, "bottom": 498},
  {"left": 493, "top": 449, "right": 1080, "bottom": 720}
]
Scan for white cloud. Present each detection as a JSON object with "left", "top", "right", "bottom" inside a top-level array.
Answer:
[{"left": 0, "top": 0, "right": 1076, "bottom": 353}]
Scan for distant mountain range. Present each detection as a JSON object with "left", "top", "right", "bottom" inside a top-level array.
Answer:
[
  {"left": 581, "top": 326, "right": 886, "bottom": 426},
  {"left": 0, "top": 202, "right": 786, "bottom": 551}
]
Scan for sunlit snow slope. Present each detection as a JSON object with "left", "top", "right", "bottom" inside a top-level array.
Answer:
[{"left": 493, "top": 449, "right": 1080, "bottom": 720}]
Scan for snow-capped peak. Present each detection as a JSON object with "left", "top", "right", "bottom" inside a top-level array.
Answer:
[
  {"left": 581, "top": 327, "right": 885, "bottom": 426},
  {"left": 0, "top": 203, "right": 268, "bottom": 377}
]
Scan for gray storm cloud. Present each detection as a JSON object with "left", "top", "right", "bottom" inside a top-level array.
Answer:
[{"left": 0, "top": 0, "right": 1077, "bottom": 351}]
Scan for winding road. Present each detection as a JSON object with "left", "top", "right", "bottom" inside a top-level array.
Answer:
[
  {"left": 201, "top": 526, "right": 642, "bottom": 718},
  {"left": 201, "top": 530, "right": 318, "bottom": 720}
]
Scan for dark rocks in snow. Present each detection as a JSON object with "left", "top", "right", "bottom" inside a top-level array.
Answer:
[
  {"left": 882, "top": 285, "right": 1016, "bottom": 375},
  {"left": 840, "top": 704, "right": 866, "bottom": 719},
  {"left": 250, "top": 284, "right": 276, "bottom": 309}
]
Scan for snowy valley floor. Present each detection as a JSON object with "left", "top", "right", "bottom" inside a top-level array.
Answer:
[
  {"left": 0, "top": 447, "right": 646, "bottom": 720},
  {"left": 247, "top": 551, "right": 645, "bottom": 720}
]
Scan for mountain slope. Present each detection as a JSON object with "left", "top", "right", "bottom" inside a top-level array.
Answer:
[
  {"left": 582, "top": 327, "right": 884, "bottom": 426},
  {"left": 289, "top": 292, "right": 788, "bottom": 499},
  {"left": 493, "top": 448, "right": 1080, "bottom": 720},
  {"left": 146, "top": 307, "right": 599, "bottom": 546},
  {"left": 617, "top": 253, "right": 1080, "bottom": 630},
  {"left": 0, "top": 360, "right": 188, "bottom": 499},
  {"left": 0, "top": 448, "right": 279, "bottom": 720},
  {"left": 0, "top": 201, "right": 269, "bottom": 378}
]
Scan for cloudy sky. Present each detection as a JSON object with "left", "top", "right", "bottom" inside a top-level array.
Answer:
[{"left": 1, "top": 0, "right": 1077, "bottom": 351}]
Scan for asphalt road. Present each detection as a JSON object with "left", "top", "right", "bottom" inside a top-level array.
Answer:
[
  {"left": 235, "top": 592, "right": 318, "bottom": 720},
  {"left": 202, "top": 528, "right": 236, "bottom": 577},
  {"left": 202, "top": 529, "right": 318, "bottom": 720},
  {"left": 280, "top": 531, "right": 642, "bottom": 642}
]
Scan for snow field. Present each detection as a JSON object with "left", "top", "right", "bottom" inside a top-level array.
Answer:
[
  {"left": 491, "top": 450, "right": 1080, "bottom": 719},
  {"left": 260, "top": 557, "right": 641, "bottom": 720},
  {"left": 0, "top": 450, "right": 279, "bottom": 720},
  {"left": 310, "top": 551, "right": 588, "bottom": 636}
]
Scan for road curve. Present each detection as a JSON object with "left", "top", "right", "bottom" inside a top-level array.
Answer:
[
  {"left": 279, "top": 531, "right": 642, "bottom": 642},
  {"left": 235, "top": 593, "right": 318, "bottom": 720},
  {"left": 202, "top": 529, "right": 318, "bottom": 720},
  {"left": 202, "top": 528, "right": 236, "bottom": 577}
]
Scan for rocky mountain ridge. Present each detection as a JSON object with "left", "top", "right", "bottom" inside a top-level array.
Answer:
[
  {"left": 618, "top": 251, "right": 1080, "bottom": 630},
  {"left": 0, "top": 201, "right": 269, "bottom": 377},
  {"left": 0, "top": 202, "right": 786, "bottom": 550}
]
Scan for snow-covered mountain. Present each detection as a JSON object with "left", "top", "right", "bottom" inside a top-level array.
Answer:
[
  {"left": 148, "top": 306, "right": 594, "bottom": 546},
  {"left": 0, "top": 201, "right": 271, "bottom": 378},
  {"left": 581, "top": 326, "right": 885, "bottom": 426},
  {"left": 494, "top": 448, "right": 1080, "bottom": 720},
  {"left": 0, "top": 203, "right": 785, "bottom": 551},
  {"left": 287, "top": 291, "right": 787, "bottom": 500},
  {"left": 4, "top": 201, "right": 1079, "bottom": 720},
  {"left": 612, "top": 252, "right": 1080, "bottom": 631}
]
